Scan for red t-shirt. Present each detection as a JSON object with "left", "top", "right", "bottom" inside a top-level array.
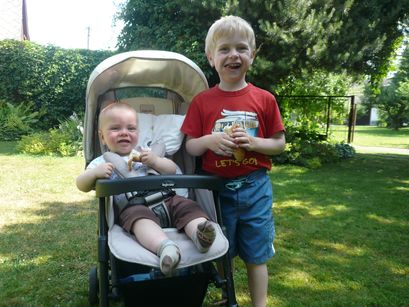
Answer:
[{"left": 181, "top": 83, "right": 285, "bottom": 178}]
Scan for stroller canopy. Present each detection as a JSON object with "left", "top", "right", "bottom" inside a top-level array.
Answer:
[
  {"left": 85, "top": 50, "right": 208, "bottom": 105},
  {"left": 84, "top": 50, "right": 209, "bottom": 164}
]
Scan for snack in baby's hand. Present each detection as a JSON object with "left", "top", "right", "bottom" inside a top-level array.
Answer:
[
  {"left": 223, "top": 123, "right": 246, "bottom": 162},
  {"left": 127, "top": 149, "right": 141, "bottom": 171}
]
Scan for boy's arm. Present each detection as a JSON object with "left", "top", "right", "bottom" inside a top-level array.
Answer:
[
  {"left": 243, "top": 131, "right": 286, "bottom": 155},
  {"left": 185, "top": 134, "right": 238, "bottom": 157},
  {"left": 222, "top": 125, "right": 285, "bottom": 156},
  {"left": 185, "top": 135, "right": 213, "bottom": 156},
  {"left": 76, "top": 163, "right": 114, "bottom": 192}
]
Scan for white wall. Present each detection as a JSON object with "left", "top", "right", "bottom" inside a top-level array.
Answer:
[
  {"left": 0, "top": 0, "right": 22, "bottom": 40},
  {"left": 369, "top": 107, "right": 379, "bottom": 126}
]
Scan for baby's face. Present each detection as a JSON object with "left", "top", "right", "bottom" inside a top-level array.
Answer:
[{"left": 99, "top": 108, "right": 138, "bottom": 156}]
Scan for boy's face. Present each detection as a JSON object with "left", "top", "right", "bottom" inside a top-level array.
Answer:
[
  {"left": 99, "top": 108, "right": 138, "bottom": 156},
  {"left": 207, "top": 32, "right": 255, "bottom": 89}
]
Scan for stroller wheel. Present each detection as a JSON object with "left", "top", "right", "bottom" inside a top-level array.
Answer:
[{"left": 88, "top": 266, "right": 99, "bottom": 305}]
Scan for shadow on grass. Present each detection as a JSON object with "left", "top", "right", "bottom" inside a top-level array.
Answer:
[
  {"left": 264, "top": 153, "right": 409, "bottom": 306},
  {"left": 0, "top": 141, "right": 17, "bottom": 155},
  {"left": 0, "top": 199, "right": 98, "bottom": 305}
]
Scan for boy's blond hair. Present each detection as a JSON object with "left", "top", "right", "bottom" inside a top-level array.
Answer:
[{"left": 205, "top": 15, "right": 256, "bottom": 56}]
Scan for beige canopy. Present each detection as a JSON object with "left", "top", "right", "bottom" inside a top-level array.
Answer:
[{"left": 84, "top": 50, "right": 208, "bottom": 163}]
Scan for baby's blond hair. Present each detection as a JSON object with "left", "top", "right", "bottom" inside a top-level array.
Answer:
[
  {"left": 98, "top": 102, "right": 137, "bottom": 130},
  {"left": 205, "top": 15, "right": 256, "bottom": 56}
]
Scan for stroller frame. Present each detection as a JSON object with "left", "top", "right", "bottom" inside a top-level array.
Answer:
[
  {"left": 83, "top": 50, "right": 238, "bottom": 306},
  {"left": 94, "top": 175, "right": 237, "bottom": 306}
]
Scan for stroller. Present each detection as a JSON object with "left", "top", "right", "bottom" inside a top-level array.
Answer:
[{"left": 83, "top": 50, "right": 238, "bottom": 306}]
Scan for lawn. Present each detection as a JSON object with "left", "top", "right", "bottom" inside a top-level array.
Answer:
[
  {"left": 330, "top": 125, "right": 409, "bottom": 149},
  {"left": 0, "top": 141, "right": 408, "bottom": 306}
]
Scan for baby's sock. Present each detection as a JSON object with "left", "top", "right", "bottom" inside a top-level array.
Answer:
[
  {"left": 157, "top": 239, "right": 180, "bottom": 276},
  {"left": 193, "top": 220, "right": 216, "bottom": 253}
]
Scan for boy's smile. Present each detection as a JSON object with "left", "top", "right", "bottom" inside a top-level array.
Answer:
[{"left": 207, "top": 32, "right": 255, "bottom": 91}]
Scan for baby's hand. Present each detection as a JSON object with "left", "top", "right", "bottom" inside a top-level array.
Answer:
[
  {"left": 139, "top": 149, "right": 158, "bottom": 167},
  {"left": 94, "top": 162, "right": 114, "bottom": 179}
]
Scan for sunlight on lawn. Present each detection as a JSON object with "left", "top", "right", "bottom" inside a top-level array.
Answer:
[
  {"left": 1, "top": 254, "right": 52, "bottom": 267},
  {"left": 278, "top": 268, "right": 362, "bottom": 293},
  {"left": 312, "top": 241, "right": 366, "bottom": 257},
  {"left": 366, "top": 213, "right": 409, "bottom": 227},
  {"left": 279, "top": 200, "right": 352, "bottom": 217},
  {"left": 330, "top": 125, "right": 409, "bottom": 148},
  {"left": 387, "top": 262, "right": 409, "bottom": 276},
  {"left": 282, "top": 269, "right": 313, "bottom": 285}
]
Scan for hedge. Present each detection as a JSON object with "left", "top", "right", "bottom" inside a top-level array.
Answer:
[{"left": 0, "top": 39, "right": 114, "bottom": 129}]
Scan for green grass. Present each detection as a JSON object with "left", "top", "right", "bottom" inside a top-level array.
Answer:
[
  {"left": 330, "top": 125, "right": 409, "bottom": 149},
  {"left": 0, "top": 142, "right": 96, "bottom": 306},
  {"left": 1, "top": 141, "right": 408, "bottom": 306},
  {"left": 266, "top": 156, "right": 409, "bottom": 306}
]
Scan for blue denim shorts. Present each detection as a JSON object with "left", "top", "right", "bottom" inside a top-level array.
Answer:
[{"left": 220, "top": 168, "right": 275, "bottom": 264}]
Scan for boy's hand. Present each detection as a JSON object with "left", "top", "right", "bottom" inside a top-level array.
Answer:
[
  {"left": 94, "top": 162, "right": 114, "bottom": 179},
  {"left": 230, "top": 126, "right": 254, "bottom": 151},
  {"left": 210, "top": 132, "right": 238, "bottom": 156}
]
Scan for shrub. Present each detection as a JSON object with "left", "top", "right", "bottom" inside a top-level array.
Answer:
[
  {"left": 17, "top": 113, "right": 83, "bottom": 156},
  {"left": 17, "top": 131, "right": 50, "bottom": 155},
  {"left": 272, "top": 124, "right": 354, "bottom": 168},
  {"left": 335, "top": 142, "right": 356, "bottom": 159},
  {"left": 0, "top": 100, "right": 42, "bottom": 140}
]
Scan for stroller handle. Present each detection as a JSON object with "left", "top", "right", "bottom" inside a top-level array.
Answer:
[{"left": 95, "top": 175, "right": 224, "bottom": 197}]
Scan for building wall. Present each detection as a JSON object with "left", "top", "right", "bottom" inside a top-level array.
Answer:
[
  {"left": 0, "top": 0, "right": 23, "bottom": 40},
  {"left": 370, "top": 108, "right": 379, "bottom": 126}
]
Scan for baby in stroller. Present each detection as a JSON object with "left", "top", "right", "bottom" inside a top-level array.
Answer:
[{"left": 76, "top": 102, "right": 216, "bottom": 276}]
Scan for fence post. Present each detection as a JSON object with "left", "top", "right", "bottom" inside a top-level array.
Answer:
[
  {"left": 326, "top": 97, "right": 332, "bottom": 138},
  {"left": 347, "top": 95, "right": 356, "bottom": 143}
]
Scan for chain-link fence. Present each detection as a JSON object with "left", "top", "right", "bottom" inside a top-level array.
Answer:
[{"left": 277, "top": 95, "right": 356, "bottom": 143}]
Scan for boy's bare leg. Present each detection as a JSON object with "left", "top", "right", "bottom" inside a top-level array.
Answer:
[{"left": 246, "top": 263, "right": 268, "bottom": 307}]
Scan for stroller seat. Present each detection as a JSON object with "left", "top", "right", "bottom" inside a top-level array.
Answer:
[{"left": 108, "top": 223, "right": 228, "bottom": 268}]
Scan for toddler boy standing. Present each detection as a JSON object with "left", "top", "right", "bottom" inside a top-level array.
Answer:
[{"left": 181, "top": 16, "right": 285, "bottom": 306}]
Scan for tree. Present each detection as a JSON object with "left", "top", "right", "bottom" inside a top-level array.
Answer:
[
  {"left": 374, "top": 43, "right": 409, "bottom": 129},
  {"left": 116, "top": 0, "right": 409, "bottom": 91},
  {"left": 116, "top": 0, "right": 225, "bottom": 84}
]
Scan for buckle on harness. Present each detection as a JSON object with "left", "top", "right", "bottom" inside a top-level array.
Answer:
[
  {"left": 145, "top": 190, "right": 174, "bottom": 205},
  {"left": 148, "top": 201, "right": 171, "bottom": 228},
  {"left": 146, "top": 190, "right": 175, "bottom": 228}
]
